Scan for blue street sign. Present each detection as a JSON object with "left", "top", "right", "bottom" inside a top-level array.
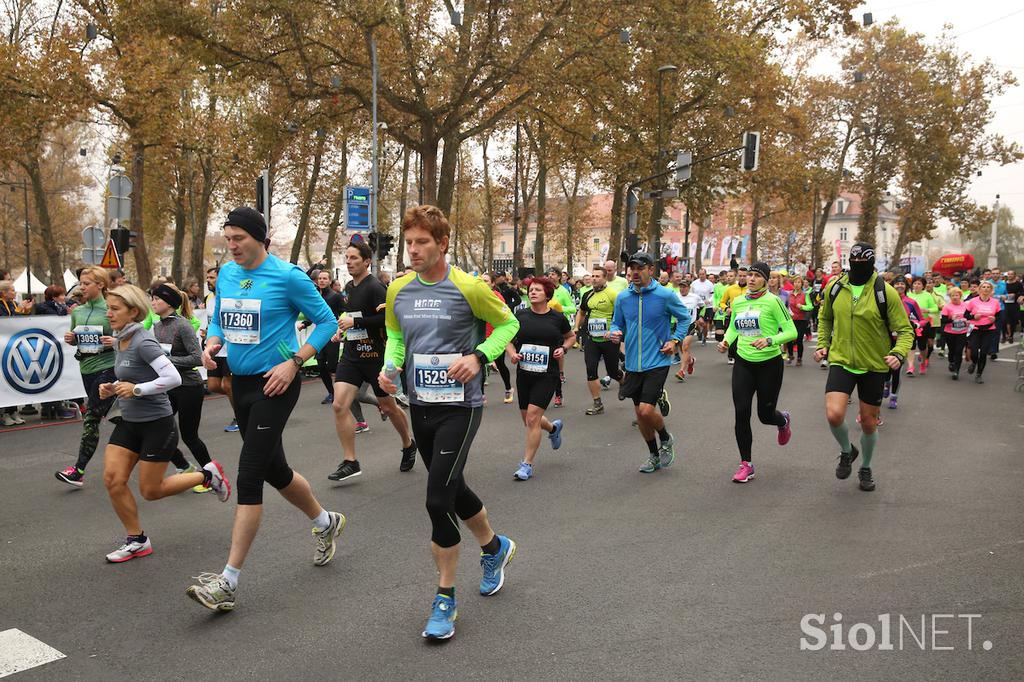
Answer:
[{"left": 345, "top": 185, "right": 371, "bottom": 232}]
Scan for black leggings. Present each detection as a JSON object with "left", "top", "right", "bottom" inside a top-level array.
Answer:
[
  {"left": 787, "top": 320, "right": 810, "bottom": 360},
  {"left": 731, "top": 355, "right": 786, "bottom": 462},
  {"left": 968, "top": 327, "right": 998, "bottom": 375},
  {"left": 317, "top": 341, "right": 339, "bottom": 395},
  {"left": 945, "top": 333, "right": 967, "bottom": 373},
  {"left": 168, "top": 384, "right": 211, "bottom": 468},
  {"left": 584, "top": 339, "right": 623, "bottom": 382},
  {"left": 494, "top": 354, "right": 512, "bottom": 391},
  {"left": 232, "top": 374, "right": 300, "bottom": 505},
  {"left": 410, "top": 404, "right": 485, "bottom": 548}
]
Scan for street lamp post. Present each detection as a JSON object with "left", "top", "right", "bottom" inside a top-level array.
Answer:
[
  {"left": 513, "top": 119, "right": 521, "bottom": 276},
  {"left": 654, "top": 64, "right": 677, "bottom": 263}
]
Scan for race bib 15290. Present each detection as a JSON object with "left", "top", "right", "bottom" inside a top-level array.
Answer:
[{"left": 412, "top": 353, "right": 464, "bottom": 403}]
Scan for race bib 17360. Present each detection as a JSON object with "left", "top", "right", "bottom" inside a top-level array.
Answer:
[
  {"left": 220, "top": 298, "right": 261, "bottom": 344},
  {"left": 412, "top": 353, "right": 464, "bottom": 403}
]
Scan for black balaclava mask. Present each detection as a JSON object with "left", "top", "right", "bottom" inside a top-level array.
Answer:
[{"left": 848, "top": 242, "right": 876, "bottom": 286}]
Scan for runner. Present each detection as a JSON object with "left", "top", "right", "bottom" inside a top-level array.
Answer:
[
  {"left": 328, "top": 241, "right": 417, "bottom": 480},
  {"left": 99, "top": 284, "right": 229, "bottom": 563},
  {"left": 907, "top": 277, "right": 938, "bottom": 375},
  {"left": 301, "top": 269, "right": 345, "bottom": 404},
  {"left": 609, "top": 252, "right": 692, "bottom": 474},
  {"left": 719, "top": 267, "right": 749, "bottom": 365},
  {"left": 712, "top": 270, "right": 732, "bottom": 347},
  {"left": 203, "top": 266, "right": 238, "bottom": 433},
  {"left": 55, "top": 266, "right": 117, "bottom": 487},
  {"left": 604, "top": 259, "right": 628, "bottom": 297},
  {"left": 888, "top": 278, "right": 926, "bottom": 405},
  {"left": 718, "top": 262, "right": 796, "bottom": 483},
  {"left": 150, "top": 283, "right": 216, "bottom": 493},
  {"left": 940, "top": 287, "right": 970, "bottom": 380},
  {"left": 673, "top": 279, "right": 702, "bottom": 382},
  {"left": 483, "top": 273, "right": 514, "bottom": 404},
  {"left": 786, "top": 275, "right": 814, "bottom": 366},
  {"left": 814, "top": 243, "right": 912, "bottom": 493},
  {"left": 1002, "top": 270, "right": 1021, "bottom": 343},
  {"left": 575, "top": 265, "right": 623, "bottom": 414},
  {"left": 379, "top": 205, "right": 519, "bottom": 641},
  {"left": 506, "top": 276, "right": 573, "bottom": 480},
  {"left": 186, "top": 206, "right": 346, "bottom": 612},
  {"left": 690, "top": 269, "right": 715, "bottom": 346},
  {"left": 964, "top": 280, "right": 1001, "bottom": 384}
]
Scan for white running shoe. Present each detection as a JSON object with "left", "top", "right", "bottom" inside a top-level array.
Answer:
[
  {"left": 203, "top": 460, "right": 231, "bottom": 502},
  {"left": 106, "top": 537, "right": 153, "bottom": 563}
]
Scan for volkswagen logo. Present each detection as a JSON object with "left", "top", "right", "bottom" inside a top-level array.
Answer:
[
  {"left": 3, "top": 328, "right": 64, "bottom": 394},
  {"left": 234, "top": 299, "right": 243, "bottom": 309},
  {"left": 430, "top": 356, "right": 440, "bottom": 366}
]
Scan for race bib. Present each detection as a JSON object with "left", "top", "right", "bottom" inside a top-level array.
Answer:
[
  {"left": 220, "top": 298, "right": 261, "bottom": 344},
  {"left": 345, "top": 311, "right": 368, "bottom": 341},
  {"left": 159, "top": 343, "right": 173, "bottom": 356},
  {"left": 412, "top": 353, "right": 464, "bottom": 403},
  {"left": 734, "top": 310, "right": 762, "bottom": 337},
  {"left": 587, "top": 318, "right": 609, "bottom": 338},
  {"left": 1006, "top": 294, "right": 1017, "bottom": 303},
  {"left": 74, "top": 325, "right": 104, "bottom": 354},
  {"left": 519, "top": 344, "right": 550, "bottom": 373},
  {"left": 952, "top": 318, "right": 967, "bottom": 331}
]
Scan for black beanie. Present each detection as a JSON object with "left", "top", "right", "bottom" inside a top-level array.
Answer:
[
  {"left": 225, "top": 206, "right": 268, "bottom": 244},
  {"left": 749, "top": 261, "right": 771, "bottom": 281},
  {"left": 152, "top": 284, "right": 182, "bottom": 311}
]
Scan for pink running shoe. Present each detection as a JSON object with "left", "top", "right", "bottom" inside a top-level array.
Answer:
[
  {"left": 777, "top": 411, "right": 792, "bottom": 446},
  {"left": 687, "top": 356, "right": 695, "bottom": 375},
  {"left": 732, "top": 461, "right": 755, "bottom": 483}
]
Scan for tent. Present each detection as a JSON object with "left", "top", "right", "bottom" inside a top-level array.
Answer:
[
  {"left": 63, "top": 269, "right": 78, "bottom": 291},
  {"left": 931, "top": 254, "right": 975, "bottom": 277},
  {"left": 11, "top": 268, "right": 47, "bottom": 295}
]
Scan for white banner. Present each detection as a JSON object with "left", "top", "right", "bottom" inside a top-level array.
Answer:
[{"left": 0, "top": 316, "right": 86, "bottom": 409}]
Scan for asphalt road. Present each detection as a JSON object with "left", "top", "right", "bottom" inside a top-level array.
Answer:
[{"left": 1, "top": 341, "right": 1022, "bottom": 681}]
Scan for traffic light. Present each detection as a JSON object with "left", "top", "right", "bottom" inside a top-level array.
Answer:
[
  {"left": 110, "top": 227, "right": 130, "bottom": 254},
  {"left": 367, "top": 232, "right": 378, "bottom": 253},
  {"left": 128, "top": 230, "right": 138, "bottom": 249},
  {"left": 377, "top": 233, "right": 395, "bottom": 259},
  {"left": 741, "top": 131, "right": 760, "bottom": 172},
  {"left": 256, "top": 169, "right": 270, "bottom": 223}
]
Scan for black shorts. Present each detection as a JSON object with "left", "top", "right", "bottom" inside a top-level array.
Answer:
[
  {"left": 915, "top": 326, "right": 934, "bottom": 350},
  {"left": 108, "top": 415, "right": 179, "bottom": 462},
  {"left": 702, "top": 308, "right": 715, "bottom": 323},
  {"left": 684, "top": 323, "right": 697, "bottom": 337},
  {"left": 516, "top": 370, "right": 558, "bottom": 410},
  {"left": 714, "top": 318, "right": 726, "bottom": 331},
  {"left": 207, "top": 356, "right": 231, "bottom": 379},
  {"left": 584, "top": 339, "right": 622, "bottom": 381},
  {"left": 824, "top": 365, "right": 888, "bottom": 407},
  {"left": 334, "top": 356, "right": 388, "bottom": 397},
  {"left": 620, "top": 366, "right": 670, "bottom": 406}
]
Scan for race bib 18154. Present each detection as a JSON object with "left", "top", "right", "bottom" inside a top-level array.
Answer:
[{"left": 519, "top": 343, "right": 550, "bottom": 373}]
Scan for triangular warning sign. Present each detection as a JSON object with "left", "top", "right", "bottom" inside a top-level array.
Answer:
[{"left": 100, "top": 238, "right": 122, "bottom": 269}]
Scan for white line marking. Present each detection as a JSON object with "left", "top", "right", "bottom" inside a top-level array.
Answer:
[
  {"left": 0, "top": 629, "right": 65, "bottom": 678},
  {"left": 855, "top": 539, "right": 1024, "bottom": 580}
]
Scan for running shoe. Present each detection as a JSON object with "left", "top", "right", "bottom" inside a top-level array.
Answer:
[
  {"left": 422, "top": 594, "right": 457, "bottom": 640},
  {"left": 599, "top": 376, "right": 612, "bottom": 389},
  {"left": 728, "top": 358, "right": 735, "bottom": 365},
  {"left": 835, "top": 444, "right": 860, "bottom": 479},
  {"left": 920, "top": 359, "right": 929, "bottom": 375},
  {"left": 975, "top": 374, "right": 984, "bottom": 384},
  {"left": 400, "top": 441, "right": 418, "bottom": 472},
  {"left": 786, "top": 357, "right": 793, "bottom": 366},
  {"left": 820, "top": 359, "right": 828, "bottom": 370},
  {"left": 9, "top": 413, "right": 25, "bottom": 425},
  {"left": 951, "top": 372, "right": 959, "bottom": 381},
  {"left": 585, "top": 401, "right": 604, "bottom": 415},
  {"left": 480, "top": 535, "right": 516, "bottom": 595},
  {"left": 888, "top": 395, "right": 898, "bottom": 410},
  {"left": 638, "top": 454, "right": 660, "bottom": 473},
  {"left": 796, "top": 359, "right": 802, "bottom": 367},
  {"left": 905, "top": 367, "right": 915, "bottom": 377},
  {"left": 858, "top": 467, "right": 876, "bottom": 492},
  {"left": 513, "top": 461, "right": 533, "bottom": 480},
  {"left": 990, "top": 353, "right": 998, "bottom": 361},
  {"left": 777, "top": 411, "right": 792, "bottom": 446},
  {"left": 732, "top": 461, "right": 755, "bottom": 483},
  {"left": 321, "top": 393, "right": 334, "bottom": 405},
  {"left": 313, "top": 511, "right": 346, "bottom": 566},
  {"left": 192, "top": 482, "right": 212, "bottom": 494},
  {"left": 186, "top": 572, "right": 236, "bottom": 611},
  {"left": 559, "top": 371, "right": 566, "bottom": 384},
  {"left": 106, "top": 537, "right": 153, "bottom": 563},
  {"left": 687, "top": 356, "right": 695, "bottom": 374},
  {"left": 224, "top": 419, "right": 239, "bottom": 433},
  {"left": 204, "top": 460, "right": 231, "bottom": 502},
  {"left": 675, "top": 369, "right": 686, "bottom": 382},
  {"left": 503, "top": 389, "right": 514, "bottom": 404},
  {"left": 328, "top": 460, "right": 362, "bottom": 481},
  {"left": 553, "top": 395, "right": 562, "bottom": 408},
  {"left": 657, "top": 389, "right": 671, "bottom": 417},
  {"left": 657, "top": 434, "right": 676, "bottom": 468},
  {"left": 395, "top": 392, "right": 410, "bottom": 408},
  {"left": 176, "top": 463, "right": 198, "bottom": 476},
  {"left": 882, "top": 381, "right": 891, "bottom": 399},
  {"left": 56, "top": 406, "right": 78, "bottom": 419},
  {"left": 354, "top": 421, "right": 370, "bottom": 434},
  {"left": 967, "top": 363, "right": 976, "bottom": 375},
  {"left": 548, "top": 419, "right": 563, "bottom": 450},
  {"left": 55, "top": 465, "right": 84, "bottom": 489}
]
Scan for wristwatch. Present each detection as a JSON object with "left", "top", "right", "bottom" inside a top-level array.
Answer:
[
  {"left": 765, "top": 336, "right": 774, "bottom": 346},
  {"left": 290, "top": 353, "right": 304, "bottom": 367},
  {"left": 472, "top": 350, "right": 488, "bottom": 367},
  {"left": 131, "top": 385, "right": 143, "bottom": 397}
]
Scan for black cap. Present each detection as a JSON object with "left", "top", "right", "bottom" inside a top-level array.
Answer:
[
  {"left": 849, "top": 242, "right": 875, "bottom": 262},
  {"left": 224, "top": 206, "right": 268, "bottom": 244},
  {"left": 627, "top": 251, "right": 654, "bottom": 267},
  {"left": 749, "top": 261, "right": 770, "bottom": 280}
]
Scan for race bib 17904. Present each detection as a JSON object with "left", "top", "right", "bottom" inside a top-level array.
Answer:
[
  {"left": 220, "top": 298, "right": 261, "bottom": 345},
  {"left": 412, "top": 353, "right": 464, "bottom": 403},
  {"left": 587, "top": 318, "right": 609, "bottom": 338}
]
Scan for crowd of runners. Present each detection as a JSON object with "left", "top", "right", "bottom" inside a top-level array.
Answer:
[{"left": 5, "top": 203, "right": 1020, "bottom": 642}]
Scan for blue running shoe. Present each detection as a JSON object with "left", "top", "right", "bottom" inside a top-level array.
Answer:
[
  {"left": 548, "top": 419, "right": 563, "bottom": 450},
  {"left": 513, "top": 461, "right": 533, "bottom": 481},
  {"left": 480, "top": 535, "right": 517, "bottom": 596},
  {"left": 422, "top": 594, "right": 457, "bottom": 640},
  {"left": 224, "top": 418, "right": 239, "bottom": 433}
]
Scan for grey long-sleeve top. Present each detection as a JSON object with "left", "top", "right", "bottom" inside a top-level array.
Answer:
[{"left": 151, "top": 313, "right": 204, "bottom": 386}]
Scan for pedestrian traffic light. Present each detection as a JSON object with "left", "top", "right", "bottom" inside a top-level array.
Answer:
[
  {"left": 110, "top": 227, "right": 130, "bottom": 254},
  {"left": 742, "top": 131, "right": 760, "bottom": 172}
]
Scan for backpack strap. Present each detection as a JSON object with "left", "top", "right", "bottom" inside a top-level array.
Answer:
[{"left": 873, "top": 276, "right": 891, "bottom": 339}]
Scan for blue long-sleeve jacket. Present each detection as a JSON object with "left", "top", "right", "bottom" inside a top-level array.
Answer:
[
  {"left": 208, "top": 254, "right": 337, "bottom": 375},
  {"left": 611, "top": 279, "right": 692, "bottom": 372}
]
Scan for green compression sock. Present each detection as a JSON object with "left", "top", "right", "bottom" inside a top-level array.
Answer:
[
  {"left": 860, "top": 430, "right": 878, "bottom": 468},
  {"left": 829, "top": 422, "right": 851, "bottom": 454}
]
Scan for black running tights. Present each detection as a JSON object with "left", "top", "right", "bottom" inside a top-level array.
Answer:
[{"left": 731, "top": 355, "right": 786, "bottom": 462}]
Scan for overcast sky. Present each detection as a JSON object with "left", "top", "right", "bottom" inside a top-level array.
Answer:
[{"left": 852, "top": 1, "right": 1024, "bottom": 230}]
